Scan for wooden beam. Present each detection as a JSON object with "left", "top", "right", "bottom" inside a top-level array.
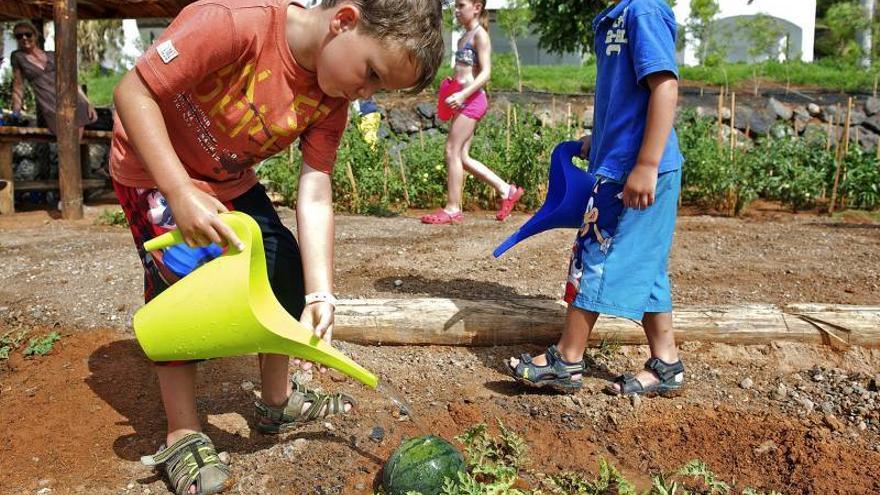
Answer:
[
  {"left": 332, "top": 298, "right": 880, "bottom": 348},
  {"left": 54, "top": 0, "right": 84, "bottom": 220},
  {"left": 0, "top": 143, "right": 13, "bottom": 214}
]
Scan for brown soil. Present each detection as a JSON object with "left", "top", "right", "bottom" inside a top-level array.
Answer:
[{"left": 1, "top": 203, "right": 879, "bottom": 495}]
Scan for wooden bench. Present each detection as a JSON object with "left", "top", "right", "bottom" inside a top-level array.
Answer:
[{"left": 0, "top": 126, "right": 112, "bottom": 214}]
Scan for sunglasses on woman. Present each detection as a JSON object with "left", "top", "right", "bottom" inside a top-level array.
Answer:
[{"left": 14, "top": 32, "right": 34, "bottom": 40}]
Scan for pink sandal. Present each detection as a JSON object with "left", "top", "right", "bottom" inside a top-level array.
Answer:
[
  {"left": 421, "top": 209, "right": 464, "bottom": 225},
  {"left": 496, "top": 185, "right": 524, "bottom": 221}
]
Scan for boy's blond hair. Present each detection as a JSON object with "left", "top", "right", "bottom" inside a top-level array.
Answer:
[{"left": 320, "top": 0, "right": 444, "bottom": 93}]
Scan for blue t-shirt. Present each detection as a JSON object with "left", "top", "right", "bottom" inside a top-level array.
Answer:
[{"left": 589, "top": 0, "right": 683, "bottom": 181}]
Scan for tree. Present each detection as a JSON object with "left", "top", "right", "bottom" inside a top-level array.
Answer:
[
  {"left": 743, "top": 14, "right": 784, "bottom": 62},
  {"left": 687, "top": 0, "right": 720, "bottom": 64},
  {"left": 858, "top": 0, "right": 875, "bottom": 67},
  {"left": 497, "top": 0, "right": 532, "bottom": 92},
  {"left": 823, "top": 1, "right": 871, "bottom": 63},
  {"left": 527, "top": 0, "right": 612, "bottom": 56},
  {"left": 77, "top": 20, "right": 124, "bottom": 71}
]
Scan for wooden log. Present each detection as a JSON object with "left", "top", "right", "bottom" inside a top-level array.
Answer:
[
  {"left": 0, "top": 142, "right": 13, "bottom": 214},
  {"left": 55, "top": 0, "right": 83, "bottom": 220},
  {"left": 332, "top": 298, "right": 880, "bottom": 348}
]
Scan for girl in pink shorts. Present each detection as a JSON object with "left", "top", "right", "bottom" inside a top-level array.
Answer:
[{"left": 422, "top": 0, "right": 523, "bottom": 224}]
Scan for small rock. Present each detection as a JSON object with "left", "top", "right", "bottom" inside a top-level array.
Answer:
[
  {"left": 821, "top": 401, "right": 835, "bottom": 414},
  {"left": 323, "top": 421, "right": 335, "bottom": 431},
  {"left": 812, "top": 373, "right": 825, "bottom": 383},
  {"left": 355, "top": 483, "right": 366, "bottom": 491},
  {"left": 866, "top": 97, "right": 880, "bottom": 115},
  {"left": 240, "top": 381, "right": 254, "bottom": 392},
  {"left": 824, "top": 414, "right": 845, "bottom": 432},
  {"left": 798, "top": 397, "right": 815, "bottom": 411},
  {"left": 369, "top": 426, "right": 385, "bottom": 442},
  {"left": 771, "top": 383, "right": 788, "bottom": 401},
  {"left": 127, "top": 482, "right": 135, "bottom": 489},
  {"left": 858, "top": 421, "right": 868, "bottom": 431},
  {"left": 144, "top": 489, "right": 151, "bottom": 495},
  {"left": 393, "top": 279, "right": 403, "bottom": 288},
  {"left": 754, "top": 440, "right": 778, "bottom": 454},
  {"left": 282, "top": 444, "right": 298, "bottom": 459},
  {"left": 629, "top": 394, "right": 642, "bottom": 409},
  {"left": 38, "top": 480, "right": 51, "bottom": 487},
  {"left": 37, "top": 489, "right": 52, "bottom": 495},
  {"left": 807, "top": 103, "right": 822, "bottom": 116},
  {"left": 562, "top": 396, "right": 579, "bottom": 411},
  {"left": 739, "top": 377, "right": 754, "bottom": 390}
]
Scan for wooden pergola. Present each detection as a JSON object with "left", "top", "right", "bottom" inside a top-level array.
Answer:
[{"left": 0, "top": 0, "right": 195, "bottom": 219}]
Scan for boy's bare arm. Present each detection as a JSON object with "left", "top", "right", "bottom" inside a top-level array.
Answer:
[
  {"left": 624, "top": 71, "right": 678, "bottom": 209},
  {"left": 114, "top": 70, "right": 242, "bottom": 249},
  {"left": 296, "top": 165, "right": 335, "bottom": 343}
]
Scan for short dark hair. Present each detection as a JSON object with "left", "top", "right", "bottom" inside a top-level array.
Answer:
[{"left": 320, "top": 0, "right": 444, "bottom": 93}]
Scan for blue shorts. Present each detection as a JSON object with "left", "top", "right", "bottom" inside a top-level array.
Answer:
[{"left": 563, "top": 168, "right": 681, "bottom": 320}]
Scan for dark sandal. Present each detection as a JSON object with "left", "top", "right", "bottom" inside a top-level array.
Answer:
[
  {"left": 141, "top": 432, "right": 233, "bottom": 495},
  {"left": 254, "top": 380, "right": 356, "bottom": 434},
  {"left": 507, "top": 344, "right": 585, "bottom": 393},
  {"left": 605, "top": 357, "right": 685, "bottom": 397}
]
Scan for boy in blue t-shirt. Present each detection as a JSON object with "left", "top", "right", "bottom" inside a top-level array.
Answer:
[{"left": 509, "top": 0, "right": 685, "bottom": 396}]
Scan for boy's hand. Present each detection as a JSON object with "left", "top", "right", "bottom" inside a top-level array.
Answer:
[
  {"left": 623, "top": 163, "right": 658, "bottom": 210},
  {"left": 165, "top": 184, "right": 244, "bottom": 250},
  {"left": 578, "top": 135, "right": 592, "bottom": 159},
  {"left": 295, "top": 301, "right": 335, "bottom": 373}
]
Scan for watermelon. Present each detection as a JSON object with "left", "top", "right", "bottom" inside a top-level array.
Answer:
[{"left": 382, "top": 435, "right": 465, "bottom": 495}]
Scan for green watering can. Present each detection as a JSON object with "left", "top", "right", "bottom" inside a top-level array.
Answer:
[{"left": 132, "top": 211, "right": 378, "bottom": 389}]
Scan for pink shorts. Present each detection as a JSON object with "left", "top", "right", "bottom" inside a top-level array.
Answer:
[{"left": 437, "top": 78, "right": 488, "bottom": 121}]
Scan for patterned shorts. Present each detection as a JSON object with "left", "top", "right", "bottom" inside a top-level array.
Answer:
[{"left": 113, "top": 181, "right": 305, "bottom": 365}]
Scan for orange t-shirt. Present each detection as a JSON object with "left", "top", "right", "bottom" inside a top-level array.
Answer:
[{"left": 110, "top": 0, "right": 349, "bottom": 201}]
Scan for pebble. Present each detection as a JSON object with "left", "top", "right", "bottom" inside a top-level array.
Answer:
[
  {"left": 127, "top": 482, "right": 135, "bottom": 489},
  {"left": 369, "top": 426, "right": 385, "bottom": 442},
  {"left": 144, "top": 489, "right": 151, "bottom": 495},
  {"left": 355, "top": 483, "right": 366, "bottom": 491},
  {"left": 812, "top": 373, "right": 825, "bottom": 382},
  {"left": 323, "top": 422, "right": 335, "bottom": 431},
  {"left": 629, "top": 394, "right": 642, "bottom": 409},
  {"left": 754, "top": 440, "right": 777, "bottom": 454},
  {"left": 771, "top": 383, "right": 788, "bottom": 401},
  {"left": 393, "top": 279, "right": 403, "bottom": 287},
  {"left": 240, "top": 381, "right": 254, "bottom": 392},
  {"left": 36, "top": 489, "right": 52, "bottom": 495},
  {"left": 824, "top": 414, "right": 845, "bottom": 432},
  {"left": 820, "top": 401, "right": 835, "bottom": 414},
  {"left": 798, "top": 397, "right": 815, "bottom": 411},
  {"left": 739, "top": 377, "right": 754, "bottom": 390}
]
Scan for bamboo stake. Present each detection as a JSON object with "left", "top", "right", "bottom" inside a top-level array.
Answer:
[
  {"left": 418, "top": 127, "right": 425, "bottom": 150},
  {"left": 506, "top": 103, "right": 511, "bottom": 157},
  {"left": 876, "top": 137, "right": 880, "bottom": 160},
  {"left": 829, "top": 99, "right": 852, "bottom": 215},
  {"left": 382, "top": 152, "right": 389, "bottom": 200},
  {"left": 512, "top": 105, "right": 518, "bottom": 129},
  {"left": 729, "top": 92, "right": 736, "bottom": 159},
  {"left": 552, "top": 96, "right": 557, "bottom": 124},
  {"left": 716, "top": 87, "right": 724, "bottom": 151},
  {"left": 395, "top": 149, "right": 410, "bottom": 205},
  {"left": 345, "top": 161, "right": 359, "bottom": 208},
  {"left": 566, "top": 103, "right": 571, "bottom": 131},
  {"left": 825, "top": 113, "right": 834, "bottom": 152}
]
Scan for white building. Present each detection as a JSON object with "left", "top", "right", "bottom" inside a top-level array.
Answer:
[{"left": 672, "top": 0, "right": 817, "bottom": 66}]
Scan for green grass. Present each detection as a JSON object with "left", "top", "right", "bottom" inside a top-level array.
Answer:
[
  {"left": 434, "top": 57, "right": 880, "bottom": 94},
  {"left": 80, "top": 69, "right": 124, "bottom": 107}
]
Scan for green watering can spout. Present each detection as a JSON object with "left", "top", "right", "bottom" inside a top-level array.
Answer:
[{"left": 133, "top": 211, "right": 378, "bottom": 389}]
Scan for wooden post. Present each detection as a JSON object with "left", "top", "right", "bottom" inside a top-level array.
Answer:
[
  {"left": 0, "top": 143, "right": 13, "bottom": 214},
  {"left": 566, "top": 103, "right": 571, "bottom": 133},
  {"left": 551, "top": 96, "right": 556, "bottom": 124},
  {"left": 395, "top": 149, "right": 410, "bottom": 205},
  {"left": 55, "top": 0, "right": 83, "bottom": 219},
  {"left": 829, "top": 99, "right": 852, "bottom": 215},
  {"left": 826, "top": 114, "right": 834, "bottom": 152},
  {"left": 418, "top": 127, "right": 425, "bottom": 150}
]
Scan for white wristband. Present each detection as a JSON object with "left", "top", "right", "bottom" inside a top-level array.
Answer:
[{"left": 305, "top": 292, "right": 337, "bottom": 307}]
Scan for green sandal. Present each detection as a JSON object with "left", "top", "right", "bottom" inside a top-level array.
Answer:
[
  {"left": 141, "top": 432, "right": 233, "bottom": 495},
  {"left": 507, "top": 345, "right": 586, "bottom": 393},
  {"left": 254, "top": 380, "right": 356, "bottom": 434}
]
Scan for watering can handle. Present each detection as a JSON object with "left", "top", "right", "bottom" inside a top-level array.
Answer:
[
  {"left": 143, "top": 229, "right": 186, "bottom": 252},
  {"left": 143, "top": 213, "right": 244, "bottom": 253}
]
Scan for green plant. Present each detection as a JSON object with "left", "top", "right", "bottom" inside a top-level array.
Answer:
[
  {"left": 541, "top": 460, "right": 636, "bottom": 495},
  {"left": 677, "top": 460, "right": 730, "bottom": 494},
  {"left": 443, "top": 421, "right": 529, "bottom": 495},
  {"left": 589, "top": 337, "right": 621, "bottom": 363},
  {"left": 96, "top": 208, "right": 128, "bottom": 227},
  {"left": 0, "top": 329, "right": 28, "bottom": 360},
  {"left": 23, "top": 331, "right": 61, "bottom": 357}
]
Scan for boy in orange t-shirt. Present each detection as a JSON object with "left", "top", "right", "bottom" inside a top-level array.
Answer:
[{"left": 111, "top": 1, "right": 443, "bottom": 492}]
